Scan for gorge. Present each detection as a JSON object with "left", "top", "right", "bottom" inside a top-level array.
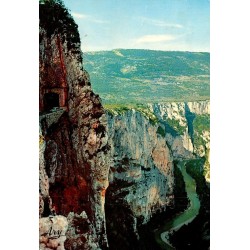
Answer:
[{"left": 39, "top": 1, "right": 210, "bottom": 249}]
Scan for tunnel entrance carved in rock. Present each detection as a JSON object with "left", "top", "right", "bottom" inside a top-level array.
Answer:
[{"left": 43, "top": 92, "right": 60, "bottom": 111}]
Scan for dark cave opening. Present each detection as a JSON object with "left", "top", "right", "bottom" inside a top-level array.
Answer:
[
  {"left": 44, "top": 92, "right": 60, "bottom": 111},
  {"left": 42, "top": 197, "right": 51, "bottom": 217}
]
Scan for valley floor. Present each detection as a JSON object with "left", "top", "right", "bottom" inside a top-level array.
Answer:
[{"left": 154, "top": 161, "right": 200, "bottom": 249}]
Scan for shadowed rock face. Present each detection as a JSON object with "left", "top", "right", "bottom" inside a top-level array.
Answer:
[
  {"left": 39, "top": 3, "right": 209, "bottom": 250},
  {"left": 39, "top": 1, "right": 110, "bottom": 248},
  {"left": 104, "top": 101, "right": 210, "bottom": 248},
  {"left": 105, "top": 110, "right": 175, "bottom": 248},
  {"left": 148, "top": 101, "right": 210, "bottom": 159}
]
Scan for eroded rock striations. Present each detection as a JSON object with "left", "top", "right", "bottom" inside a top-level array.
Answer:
[
  {"left": 105, "top": 110, "right": 175, "bottom": 249},
  {"left": 39, "top": 2, "right": 209, "bottom": 250},
  {"left": 39, "top": 1, "right": 110, "bottom": 249},
  {"left": 148, "top": 101, "right": 210, "bottom": 182},
  {"left": 104, "top": 101, "right": 209, "bottom": 248},
  {"left": 148, "top": 101, "right": 210, "bottom": 160}
]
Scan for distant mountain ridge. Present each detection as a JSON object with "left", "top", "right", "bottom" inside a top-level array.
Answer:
[{"left": 83, "top": 49, "right": 210, "bottom": 104}]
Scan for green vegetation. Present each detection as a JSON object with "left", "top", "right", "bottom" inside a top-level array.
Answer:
[
  {"left": 204, "top": 149, "right": 210, "bottom": 182},
  {"left": 136, "top": 161, "right": 189, "bottom": 250},
  {"left": 104, "top": 103, "right": 131, "bottom": 115},
  {"left": 173, "top": 161, "right": 189, "bottom": 213},
  {"left": 83, "top": 49, "right": 210, "bottom": 104},
  {"left": 193, "top": 132, "right": 205, "bottom": 146},
  {"left": 84, "top": 50, "right": 209, "bottom": 132},
  {"left": 193, "top": 114, "right": 210, "bottom": 134},
  {"left": 156, "top": 126, "right": 166, "bottom": 138},
  {"left": 39, "top": 0, "right": 82, "bottom": 63},
  {"left": 166, "top": 118, "right": 186, "bottom": 135},
  {"left": 170, "top": 159, "right": 210, "bottom": 249},
  {"left": 104, "top": 103, "right": 159, "bottom": 125},
  {"left": 193, "top": 114, "right": 210, "bottom": 147}
]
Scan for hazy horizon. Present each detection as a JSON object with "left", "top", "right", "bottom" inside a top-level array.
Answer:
[
  {"left": 82, "top": 48, "right": 210, "bottom": 53},
  {"left": 63, "top": 0, "right": 210, "bottom": 53}
]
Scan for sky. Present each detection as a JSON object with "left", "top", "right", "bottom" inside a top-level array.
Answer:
[{"left": 63, "top": 0, "right": 210, "bottom": 52}]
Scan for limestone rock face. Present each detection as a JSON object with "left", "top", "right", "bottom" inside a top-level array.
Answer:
[
  {"left": 148, "top": 102, "right": 193, "bottom": 159},
  {"left": 39, "top": 215, "right": 68, "bottom": 250},
  {"left": 107, "top": 110, "right": 174, "bottom": 217},
  {"left": 39, "top": 2, "right": 110, "bottom": 248},
  {"left": 105, "top": 110, "right": 174, "bottom": 247},
  {"left": 39, "top": 4, "right": 210, "bottom": 250},
  {"left": 65, "top": 212, "right": 101, "bottom": 250},
  {"left": 39, "top": 127, "right": 52, "bottom": 217},
  {"left": 187, "top": 100, "right": 210, "bottom": 115},
  {"left": 104, "top": 100, "right": 210, "bottom": 247},
  {"left": 148, "top": 101, "right": 210, "bottom": 159}
]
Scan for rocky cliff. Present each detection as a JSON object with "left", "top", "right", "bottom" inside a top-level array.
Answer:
[
  {"left": 148, "top": 100, "right": 210, "bottom": 160},
  {"left": 105, "top": 110, "right": 174, "bottom": 249},
  {"left": 150, "top": 101, "right": 210, "bottom": 183},
  {"left": 39, "top": 2, "right": 209, "bottom": 250},
  {"left": 103, "top": 100, "right": 209, "bottom": 248},
  {"left": 39, "top": 1, "right": 110, "bottom": 249}
]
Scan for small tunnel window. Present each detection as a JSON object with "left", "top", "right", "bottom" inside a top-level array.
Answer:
[{"left": 43, "top": 92, "right": 59, "bottom": 111}]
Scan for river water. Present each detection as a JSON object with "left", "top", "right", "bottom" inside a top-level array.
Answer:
[{"left": 154, "top": 161, "right": 200, "bottom": 249}]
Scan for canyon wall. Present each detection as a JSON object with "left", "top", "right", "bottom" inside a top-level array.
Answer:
[
  {"left": 105, "top": 110, "right": 174, "bottom": 249},
  {"left": 148, "top": 101, "right": 210, "bottom": 160},
  {"left": 39, "top": 2, "right": 209, "bottom": 250},
  {"left": 39, "top": 1, "right": 110, "bottom": 249},
  {"left": 103, "top": 100, "right": 209, "bottom": 248}
]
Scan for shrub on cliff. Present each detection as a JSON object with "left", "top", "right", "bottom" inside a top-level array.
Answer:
[{"left": 39, "top": 0, "right": 82, "bottom": 62}]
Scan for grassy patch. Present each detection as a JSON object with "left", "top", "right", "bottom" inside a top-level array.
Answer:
[
  {"left": 192, "top": 114, "right": 210, "bottom": 147},
  {"left": 83, "top": 50, "right": 210, "bottom": 104},
  {"left": 193, "top": 132, "right": 205, "bottom": 147},
  {"left": 104, "top": 103, "right": 159, "bottom": 125},
  {"left": 193, "top": 114, "right": 210, "bottom": 134},
  {"left": 166, "top": 118, "right": 186, "bottom": 135},
  {"left": 104, "top": 103, "right": 131, "bottom": 115}
]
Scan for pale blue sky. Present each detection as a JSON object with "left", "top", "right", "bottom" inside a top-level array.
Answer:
[{"left": 63, "top": 0, "right": 209, "bottom": 52}]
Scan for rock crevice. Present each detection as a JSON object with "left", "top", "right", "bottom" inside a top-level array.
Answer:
[{"left": 39, "top": 1, "right": 110, "bottom": 248}]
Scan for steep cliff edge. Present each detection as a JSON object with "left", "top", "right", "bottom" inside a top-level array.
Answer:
[
  {"left": 39, "top": 1, "right": 110, "bottom": 249},
  {"left": 103, "top": 100, "right": 209, "bottom": 248},
  {"left": 39, "top": 2, "right": 209, "bottom": 249},
  {"left": 148, "top": 100, "right": 210, "bottom": 158},
  {"left": 104, "top": 100, "right": 209, "bottom": 248},
  {"left": 105, "top": 110, "right": 174, "bottom": 249},
  {"left": 148, "top": 100, "right": 210, "bottom": 181}
]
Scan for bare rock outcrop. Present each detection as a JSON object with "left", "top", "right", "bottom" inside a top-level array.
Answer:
[
  {"left": 39, "top": 215, "right": 68, "bottom": 250},
  {"left": 39, "top": 1, "right": 110, "bottom": 248},
  {"left": 148, "top": 101, "right": 210, "bottom": 159},
  {"left": 105, "top": 110, "right": 174, "bottom": 248}
]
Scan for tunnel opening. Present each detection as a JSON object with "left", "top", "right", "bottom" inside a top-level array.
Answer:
[{"left": 43, "top": 92, "right": 60, "bottom": 111}]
